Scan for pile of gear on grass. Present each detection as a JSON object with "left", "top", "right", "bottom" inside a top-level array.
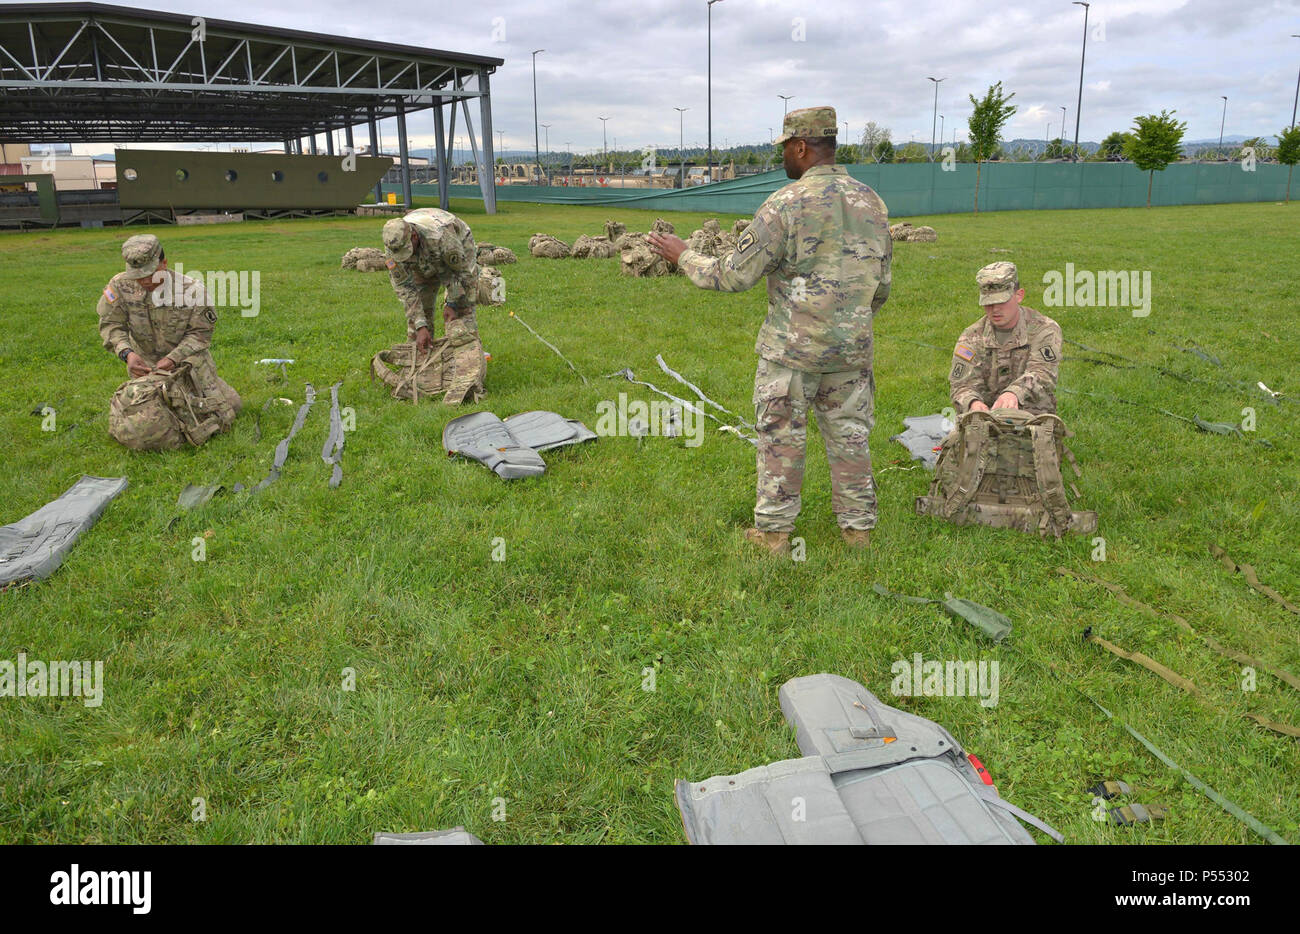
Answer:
[{"left": 526, "top": 216, "right": 753, "bottom": 277}]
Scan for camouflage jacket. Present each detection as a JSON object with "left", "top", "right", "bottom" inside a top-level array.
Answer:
[
  {"left": 949, "top": 306, "right": 1062, "bottom": 415},
  {"left": 387, "top": 208, "right": 479, "bottom": 331},
  {"left": 677, "top": 165, "right": 892, "bottom": 372},
  {"left": 97, "top": 270, "right": 224, "bottom": 393}
]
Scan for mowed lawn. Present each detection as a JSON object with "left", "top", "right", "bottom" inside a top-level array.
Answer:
[{"left": 0, "top": 196, "right": 1297, "bottom": 845}]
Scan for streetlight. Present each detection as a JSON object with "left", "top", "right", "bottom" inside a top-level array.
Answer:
[
  {"left": 779, "top": 94, "right": 794, "bottom": 115},
  {"left": 708, "top": 0, "right": 725, "bottom": 185},
  {"left": 1072, "top": 1, "right": 1090, "bottom": 161},
  {"left": 675, "top": 107, "right": 689, "bottom": 188},
  {"left": 939, "top": 114, "right": 944, "bottom": 150},
  {"left": 1060, "top": 105, "right": 1067, "bottom": 151},
  {"left": 532, "top": 49, "right": 544, "bottom": 184},
  {"left": 927, "top": 76, "right": 945, "bottom": 161},
  {"left": 1218, "top": 95, "right": 1228, "bottom": 159},
  {"left": 599, "top": 116, "right": 609, "bottom": 171},
  {"left": 1292, "top": 35, "right": 1300, "bottom": 129},
  {"left": 540, "top": 124, "right": 551, "bottom": 183}
]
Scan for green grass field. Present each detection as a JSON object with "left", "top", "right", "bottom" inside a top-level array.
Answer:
[{"left": 1, "top": 197, "right": 1297, "bottom": 844}]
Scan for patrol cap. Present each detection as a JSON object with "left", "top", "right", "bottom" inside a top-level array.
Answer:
[
  {"left": 977, "top": 261, "right": 1019, "bottom": 305},
  {"left": 775, "top": 106, "right": 838, "bottom": 146},
  {"left": 382, "top": 218, "right": 415, "bottom": 262},
  {"left": 122, "top": 234, "right": 162, "bottom": 278}
]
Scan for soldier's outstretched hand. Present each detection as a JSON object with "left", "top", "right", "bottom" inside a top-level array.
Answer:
[
  {"left": 126, "top": 352, "right": 151, "bottom": 379},
  {"left": 993, "top": 391, "right": 1020, "bottom": 410},
  {"left": 415, "top": 326, "right": 433, "bottom": 354},
  {"left": 648, "top": 232, "right": 688, "bottom": 265},
  {"left": 968, "top": 400, "right": 989, "bottom": 413}
]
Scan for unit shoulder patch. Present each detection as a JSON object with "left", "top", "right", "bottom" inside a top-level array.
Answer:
[
  {"left": 203, "top": 309, "right": 217, "bottom": 323},
  {"left": 954, "top": 343, "right": 975, "bottom": 362},
  {"left": 1041, "top": 345, "right": 1057, "bottom": 362},
  {"left": 951, "top": 362, "right": 966, "bottom": 379},
  {"left": 736, "top": 231, "right": 757, "bottom": 254},
  {"left": 386, "top": 259, "right": 397, "bottom": 270}
]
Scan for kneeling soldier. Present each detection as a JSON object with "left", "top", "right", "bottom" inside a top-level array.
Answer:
[
  {"left": 950, "top": 262, "right": 1061, "bottom": 416},
  {"left": 98, "top": 235, "right": 241, "bottom": 449}
]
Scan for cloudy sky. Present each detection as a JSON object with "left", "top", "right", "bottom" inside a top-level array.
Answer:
[{"left": 59, "top": 0, "right": 1300, "bottom": 154}]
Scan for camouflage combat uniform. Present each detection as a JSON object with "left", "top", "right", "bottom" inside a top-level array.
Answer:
[
  {"left": 677, "top": 107, "right": 892, "bottom": 532},
  {"left": 383, "top": 207, "right": 480, "bottom": 342},
  {"left": 949, "top": 263, "right": 1062, "bottom": 416},
  {"left": 97, "top": 235, "right": 241, "bottom": 447}
]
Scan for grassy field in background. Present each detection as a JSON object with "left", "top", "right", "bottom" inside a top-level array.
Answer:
[{"left": 0, "top": 197, "right": 1297, "bottom": 844}]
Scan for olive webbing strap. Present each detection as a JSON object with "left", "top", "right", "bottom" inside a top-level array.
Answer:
[
  {"left": 1057, "top": 567, "right": 1300, "bottom": 691},
  {"left": 1210, "top": 544, "right": 1300, "bottom": 617},
  {"left": 942, "top": 413, "right": 991, "bottom": 519},
  {"left": 1028, "top": 421, "right": 1072, "bottom": 536},
  {"left": 1084, "top": 628, "right": 1300, "bottom": 740}
]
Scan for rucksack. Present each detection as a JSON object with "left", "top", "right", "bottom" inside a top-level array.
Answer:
[
  {"left": 916, "top": 409, "right": 1097, "bottom": 538},
  {"left": 370, "top": 328, "right": 485, "bottom": 406},
  {"left": 109, "top": 364, "right": 229, "bottom": 450},
  {"left": 675, "top": 674, "right": 1062, "bottom": 845}
]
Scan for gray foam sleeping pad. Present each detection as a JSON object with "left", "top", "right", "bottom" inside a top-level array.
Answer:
[
  {"left": 373, "top": 828, "right": 484, "bottom": 845},
  {"left": 890, "top": 413, "right": 954, "bottom": 469},
  {"left": 0, "top": 476, "right": 128, "bottom": 587},
  {"left": 675, "top": 673, "right": 1055, "bottom": 845},
  {"left": 443, "top": 410, "right": 596, "bottom": 479}
]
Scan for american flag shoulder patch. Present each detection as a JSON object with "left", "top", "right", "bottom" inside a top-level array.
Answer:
[
  {"left": 103, "top": 286, "right": 117, "bottom": 303},
  {"left": 954, "top": 343, "right": 975, "bottom": 362},
  {"left": 386, "top": 259, "right": 396, "bottom": 270}
]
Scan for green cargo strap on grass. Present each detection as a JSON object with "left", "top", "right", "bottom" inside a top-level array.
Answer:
[
  {"left": 1061, "top": 338, "right": 1285, "bottom": 406},
  {"left": 1210, "top": 544, "right": 1300, "bottom": 617},
  {"left": 1087, "top": 779, "right": 1132, "bottom": 800},
  {"left": 321, "top": 382, "right": 345, "bottom": 489},
  {"left": 1082, "top": 691, "right": 1288, "bottom": 846},
  {"left": 1058, "top": 388, "right": 1275, "bottom": 448},
  {"left": 870, "top": 584, "right": 1012, "bottom": 643},
  {"left": 1058, "top": 567, "right": 1300, "bottom": 691},
  {"left": 1084, "top": 627, "right": 1300, "bottom": 740}
]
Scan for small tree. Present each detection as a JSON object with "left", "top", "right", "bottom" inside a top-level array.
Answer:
[
  {"left": 1231, "top": 136, "right": 1271, "bottom": 163},
  {"left": 897, "top": 141, "right": 928, "bottom": 162},
  {"left": 967, "top": 81, "right": 1017, "bottom": 213},
  {"left": 836, "top": 143, "right": 860, "bottom": 164},
  {"left": 1277, "top": 126, "right": 1300, "bottom": 203},
  {"left": 1097, "top": 130, "right": 1130, "bottom": 161},
  {"left": 875, "top": 139, "right": 895, "bottom": 163},
  {"left": 861, "top": 122, "right": 891, "bottom": 161},
  {"left": 1044, "top": 137, "right": 1067, "bottom": 160},
  {"left": 1123, "top": 109, "right": 1187, "bottom": 206}
]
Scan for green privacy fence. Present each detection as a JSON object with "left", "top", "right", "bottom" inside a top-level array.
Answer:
[{"left": 384, "top": 161, "right": 1293, "bottom": 217}]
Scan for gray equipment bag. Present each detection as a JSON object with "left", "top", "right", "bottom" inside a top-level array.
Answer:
[
  {"left": 0, "top": 476, "right": 128, "bottom": 587},
  {"left": 443, "top": 410, "right": 596, "bottom": 479},
  {"left": 675, "top": 674, "right": 1062, "bottom": 845},
  {"left": 373, "top": 828, "right": 484, "bottom": 845},
  {"left": 890, "top": 413, "right": 954, "bottom": 469}
]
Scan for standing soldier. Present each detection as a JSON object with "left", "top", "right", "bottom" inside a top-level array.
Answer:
[
  {"left": 97, "top": 234, "right": 241, "bottom": 449},
  {"left": 649, "top": 106, "right": 892, "bottom": 554},
  {"left": 949, "top": 262, "right": 1062, "bottom": 415},
  {"left": 381, "top": 207, "right": 485, "bottom": 404}
]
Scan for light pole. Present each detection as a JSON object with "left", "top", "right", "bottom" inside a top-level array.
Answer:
[
  {"left": 779, "top": 94, "right": 794, "bottom": 115},
  {"left": 939, "top": 114, "right": 944, "bottom": 151},
  {"left": 927, "top": 76, "right": 944, "bottom": 161},
  {"left": 540, "top": 124, "right": 551, "bottom": 183},
  {"left": 599, "top": 116, "right": 609, "bottom": 172},
  {"left": 1218, "top": 95, "right": 1228, "bottom": 159},
  {"left": 1060, "top": 105, "right": 1067, "bottom": 150},
  {"left": 1292, "top": 36, "right": 1300, "bottom": 129},
  {"left": 1072, "top": 1, "right": 1090, "bottom": 161},
  {"left": 532, "top": 49, "right": 544, "bottom": 184},
  {"left": 675, "top": 107, "right": 689, "bottom": 188},
  {"left": 708, "top": 0, "right": 725, "bottom": 185}
]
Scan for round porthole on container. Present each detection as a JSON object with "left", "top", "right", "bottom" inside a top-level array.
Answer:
[
  {"left": 224, "top": 169, "right": 238, "bottom": 182},
  {"left": 271, "top": 170, "right": 284, "bottom": 182},
  {"left": 175, "top": 169, "right": 189, "bottom": 182},
  {"left": 123, "top": 168, "right": 138, "bottom": 182},
  {"left": 317, "top": 171, "right": 329, "bottom": 183}
]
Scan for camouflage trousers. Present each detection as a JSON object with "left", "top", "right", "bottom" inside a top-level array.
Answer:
[
  {"left": 405, "top": 285, "right": 479, "bottom": 342},
  {"left": 752, "top": 358, "right": 876, "bottom": 532}
]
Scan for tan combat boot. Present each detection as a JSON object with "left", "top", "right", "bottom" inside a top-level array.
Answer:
[
  {"left": 744, "top": 528, "right": 791, "bottom": 556},
  {"left": 841, "top": 528, "right": 871, "bottom": 548}
]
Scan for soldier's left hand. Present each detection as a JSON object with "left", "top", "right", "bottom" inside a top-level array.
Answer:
[
  {"left": 648, "top": 232, "right": 688, "bottom": 265},
  {"left": 992, "top": 391, "right": 1019, "bottom": 410}
]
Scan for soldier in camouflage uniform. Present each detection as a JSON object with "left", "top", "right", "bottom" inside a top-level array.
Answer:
[
  {"left": 97, "top": 234, "right": 241, "bottom": 448},
  {"left": 649, "top": 106, "right": 892, "bottom": 554},
  {"left": 950, "top": 262, "right": 1062, "bottom": 416},
  {"left": 382, "top": 208, "right": 485, "bottom": 404}
]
